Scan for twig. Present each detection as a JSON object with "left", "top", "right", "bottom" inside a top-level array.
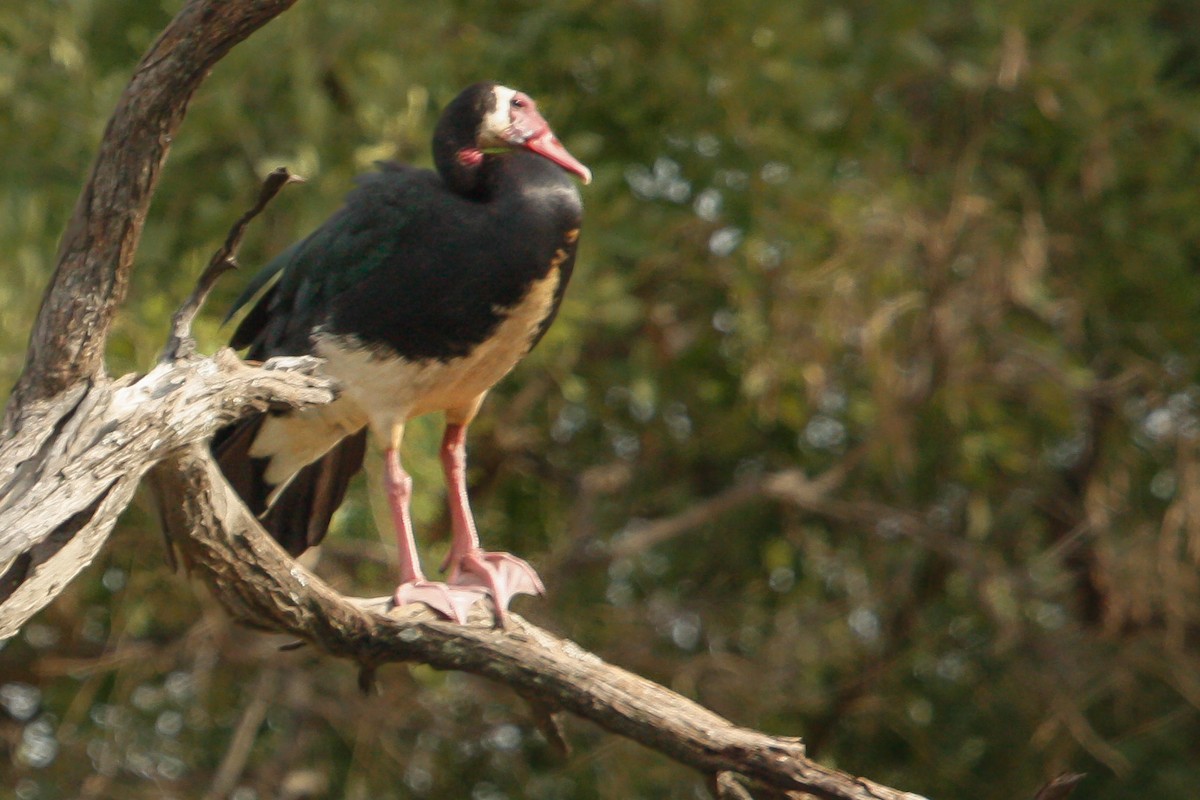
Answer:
[
  {"left": 1033, "top": 773, "right": 1086, "bottom": 800},
  {"left": 597, "top": 453, "right": 859, "bottom": 565},
  {"left": 162, "top": 166, "right": 302, "bottom": 361},
  {"left": 517, "top": 691, "right": 571, "bottom": 757},
  {"left": 712, "top": 772, "right": 756, "bottom": 800},
  {"left": 203, "top": 668, "right": 277, "bottom": 800}
]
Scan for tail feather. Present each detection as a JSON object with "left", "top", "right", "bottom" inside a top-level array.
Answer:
[
  {"left": 261, "top": 429, "right": 368, "bottom": 555},
  {"left": 214, "top": 415, "right": 368, "bottom": 556},
  {"left": 213, "top": 415, "right": 272, "bottom": 515}
]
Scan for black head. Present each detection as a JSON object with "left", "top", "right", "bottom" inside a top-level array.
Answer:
[{"left": 432, "top": 82, "right": 591, "bottom": 197}]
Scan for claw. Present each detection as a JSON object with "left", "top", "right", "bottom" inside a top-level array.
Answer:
[{"left": 394, "top": 580, "right": 488, "bottom": 624}]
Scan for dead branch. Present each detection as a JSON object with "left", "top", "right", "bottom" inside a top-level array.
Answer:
[
  {"left": 0, "top": 0, "right": 307, "bottom": 636},
  {"left": 5, "top": 0, "right": 296, "bottom": 424},
  {"left": 0, "top": 351, "right": 334, "bottom": 638},
  {"left": 599, "top": 458, "right": 857, "bottom": 564},
  {"left": 1033, "top": 773, "right": 1086, "bottom": 800},
  {"left": 150, "top": 443, "right": 928, "bottom": 800},
  {"left": 164, "top": 167, "right": 304, "bottom": 362}
]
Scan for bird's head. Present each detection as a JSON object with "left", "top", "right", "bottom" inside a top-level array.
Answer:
[{"left": 434, "top": 82, "right": 592, "bottom": 195}]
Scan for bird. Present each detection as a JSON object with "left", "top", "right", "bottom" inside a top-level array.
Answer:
[{"left": 214, "top": 82, "right": 590, "bottom": 625}]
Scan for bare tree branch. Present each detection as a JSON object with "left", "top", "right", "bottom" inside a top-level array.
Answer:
[
  {"left": 712, "top": 772, "right": 757, "bottom": 800},
  {"left": 1033, "top": 773, "right": 1086, "bottom": 800},
  {"left": 0, "top": 0, "right": 308, "bottom": 636},
  {"left": 150, "top": 444, "right": 929, "bottom": 800},
  {"left": 203, "top": 668, "right": 278, "bottom": 800},
  {"left": 601, "top": 458, "right": 857, "bottom": 563},
  {"left": 0, "top": 351, "right": 335, "bottom": 638},
  {"left": 164, "top": 167, "right": 304, "bottom": 362},
  {"left": 4, "top": 0, "right": 296, "bottom": 424}
]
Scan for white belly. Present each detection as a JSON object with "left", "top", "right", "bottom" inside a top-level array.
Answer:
[
  {"left": 247, "top": 267, "right": 560, "bottom": 500},
  {"left": 315, "top": 265, "right": 562, "bottom": 436}
]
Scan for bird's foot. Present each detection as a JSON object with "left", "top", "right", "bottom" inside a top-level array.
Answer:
[
  {"left": 393, "top": 580, "right": 488, "bottom": 624},
  {"left": 449, "top": 550, "right": 546, "bottom": 626}
]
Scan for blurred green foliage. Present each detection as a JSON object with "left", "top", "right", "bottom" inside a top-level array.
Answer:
[{"left": 4, "top": 1, "right": 1200, "bottom": 798}]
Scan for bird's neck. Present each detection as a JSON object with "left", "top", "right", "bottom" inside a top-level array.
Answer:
[{"left": 486, "top": 151, "right": 583, "bottom": 228}]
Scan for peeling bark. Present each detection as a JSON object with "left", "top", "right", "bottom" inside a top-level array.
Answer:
[{"left": 0, "top": 352, "right": 335, "bottom": 639}]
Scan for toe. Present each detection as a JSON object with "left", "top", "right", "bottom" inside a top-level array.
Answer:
[
  {"left": 451, "top": 551, "right": 545, "bottom": 625},
  {"left": 394, "top": 581, "right": 487, "bottom": 624}
]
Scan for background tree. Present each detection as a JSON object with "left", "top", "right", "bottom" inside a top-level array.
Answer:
[{"left": 2, "top": 1, "right": 1200, "bottom": 798}]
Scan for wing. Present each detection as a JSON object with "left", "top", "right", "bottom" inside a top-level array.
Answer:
[
  {"left": 229, "top": 162, "right": 439, "bottom": 359},
  {"left": 217, "top": 163, "right": 437, "bottom": 552}
]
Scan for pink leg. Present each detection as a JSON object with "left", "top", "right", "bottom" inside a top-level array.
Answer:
[
  {"left": 439, "top": 423, "right": 544, "bottom": 625},
  {"left": 386, "top": 446, "right": 485, "bottom": 623}
]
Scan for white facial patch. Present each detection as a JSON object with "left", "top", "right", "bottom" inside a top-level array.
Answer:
[{"left": 479, "top": 85, "right": 518, "bottom": 146}]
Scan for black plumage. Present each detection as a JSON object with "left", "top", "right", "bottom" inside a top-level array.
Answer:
[{"left": 215, "top": 82, "right": 589, "bottom": 622}]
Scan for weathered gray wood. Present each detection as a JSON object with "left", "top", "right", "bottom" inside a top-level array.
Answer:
[
  {"left": 0, "top": 353, "right": 334, "bottom": 639},
  {"left": 0, "top": 0, "right": 301, "bottom": 637},
  {"left": 4, "top": 0, "right": 297, "bottom": 423}
]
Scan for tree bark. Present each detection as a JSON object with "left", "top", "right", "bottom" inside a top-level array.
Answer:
[
  {"left": 5, "top": 0, "right": 296, "bottom": 423},
  {"left": 0, "top": 351, "right": 334, "bottom": 639},
  {"left": 0, "top": 0, "right": 305, "bottom": 638},
  {"left": 150, "top": 445, "right": 928, "bottom": 800}
]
